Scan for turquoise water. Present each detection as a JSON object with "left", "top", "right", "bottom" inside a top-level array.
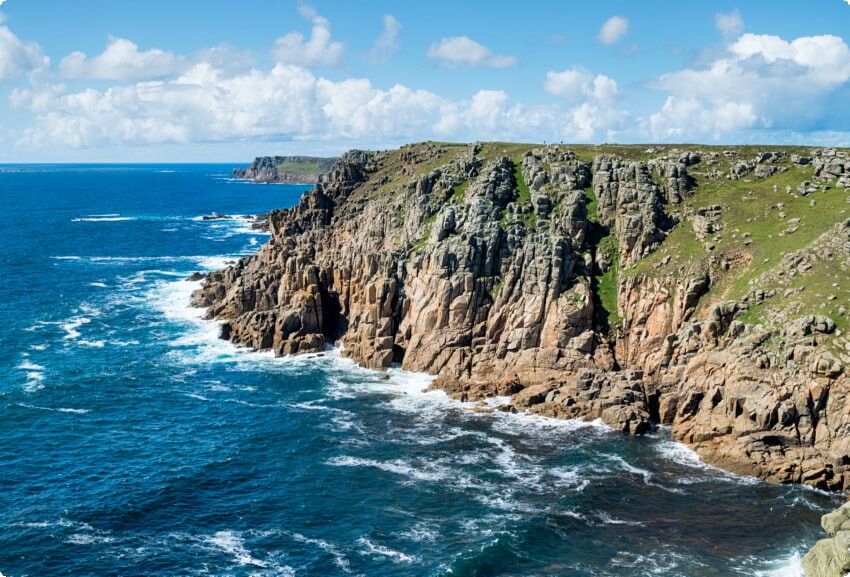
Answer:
[{"left": 0, "top": 165, "right": 839, "bottom": 576}]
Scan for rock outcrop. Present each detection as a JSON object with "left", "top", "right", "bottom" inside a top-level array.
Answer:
[
  {"left": 195, "top": 142, "right": 850, "bottom": 492},
  {"left": 233, "top": 156, "right": 337, "bottom": 184},
  {"left": 803, "top": 504, "right": 850, "bottom": 577}
]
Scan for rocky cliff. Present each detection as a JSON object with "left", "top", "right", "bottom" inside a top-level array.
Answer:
[
  {"left": 803, "top": 503, "right": 850, "bottom": 576},
  {"left": 233, "top": 155, "right": 337, "bottom": 184},
  {"left": 194, "top": 141, "right": 850, "bottom": 491}
]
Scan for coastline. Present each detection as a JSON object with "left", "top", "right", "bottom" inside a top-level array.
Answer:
[{"left": 195, "top": 143, "right": 850, "bottom": 494}]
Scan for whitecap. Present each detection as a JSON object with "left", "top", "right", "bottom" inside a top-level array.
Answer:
[
  {"left": 595, "top": 512, "right": 645, "bottom": 526},
  {"left": 77, "top": 340, "right": 105, "bottom": 348},
  {"left": 18, "top": 404, "right": 89, "bottom": 414},
  {"left": 290, "top": 532, "right": 352, "bottom": 573},
  {"left": 61, "top": 316, "right": 91, "bottom": 340},
  {"left": 327, "top": 455, "right": 448, "bottom": 483},
  {"left": 357, "top": 537, "right": 417, "bottom": 563},
  {"left": 206, "top": 531, "right": 268, "bottom": 568},
  {"left": 65, "top": 533, "right": 115, "bottom": 545},
  {"left": 17, "top": 361, "right": 45, "bottom": 371},
  {"left": 71, "top": 217, "right": 135, "bottom": 222}
]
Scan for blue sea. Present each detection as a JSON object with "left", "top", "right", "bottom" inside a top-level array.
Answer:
[{"left": 0, "top": 164, "right": 839, "bottom": 577}]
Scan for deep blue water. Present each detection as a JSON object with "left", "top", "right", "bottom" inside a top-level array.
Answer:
[{"left": 0, "top": 164, "right": 839, "bottom": 577}]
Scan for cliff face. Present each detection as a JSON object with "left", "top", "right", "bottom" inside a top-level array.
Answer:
[
  {"left": 194, "top": 141, "right": 850, "bottom": 491},
  {"left": 233, "top": 155, "right": 337, "bottom": 184}
]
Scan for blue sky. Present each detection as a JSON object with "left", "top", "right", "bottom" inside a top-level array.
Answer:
[{"left": 1, "top": 0, "right": 850, "bottom": 162}]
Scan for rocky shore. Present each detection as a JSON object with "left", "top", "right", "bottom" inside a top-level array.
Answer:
[
  {"left": 233, "top": 155, "right": 337, "bottom": 184},
  {"left": 804, "top": 503, "right": 850, "bottom": 576},
  {"left": 194, "top": 141, "right": 850, "bottom": 492}
]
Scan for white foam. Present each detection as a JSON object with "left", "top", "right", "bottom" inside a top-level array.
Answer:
[
  {"left": 328, "top": 456, "right": 448, "bottom": 483},
  {"left": 398, "top": 522, "right": 440, "bottom": 544},
  {"left": 606, "top": 454, "right": 654, "bottom": 484},
  {"left": 17, "top": 361, "right": 44, "bottom": 371},
  {"left": 595, "top": 512, "right": 645, "bottom": 526},
  {"left": 749, "top": 551, "right": 805, "bottom": 577},
  {"left": 23, "top": 373, "right": 45, "bottom": 392},
  {"left": 30, "top": 344, "right": 48, "bottom": 351},
  {"left": 91, "top": 216, "right": 133, "bottom": 221},
  {"left": 207, "top": 531, "right": 268, "bottom": 568},
  {"left": 290, "top": 532, "right": 352, "bottom": 573},
  {"left": 78, "top": 340, "right": 105, "bottom": 348},
  {"left": 61, "top": 316, "right": 91, "bottom": 340},
  {"left": 357, "top": 537, "right": 417, "bottom": 563},
  {"left": 65, "top": 533, "right": 115, "bottom": 545},
  {"left": 18, "top": 404, "right": 90, "bottom": 414},
  {"left": 654, "top": 434, "right": 760, "bottom": 486},
  {"left": 88, "top": 282, "right": 109, "bottom": 288}
]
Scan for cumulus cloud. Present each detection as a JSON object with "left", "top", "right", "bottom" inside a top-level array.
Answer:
[
  {"left": 714, "top": 9, "right": 744, "bottom": 37},
  {"left": 60, "top": 37, "right": 186, "bottom": 81},
  {"left": 0, "top": 21, "right": 47, "bottom": 82},
  {"left": 12, "top": 63, "right": 446, "bottom": 148},
  {"left": 370, "top": 14, "right": 401, "bottom": 64},
  {"left": 597, "top": 16, "right": 629, "bottom": 45},
  {"left": 271, "top": 4, "right": 344, "bottom": 68},
  {"left": 649, "top": 32, "right": 850, "bottom": 139},
  {"left": 545, "top": 67, "right": 619, "bottom": 102},
  {"left": 12, "top": 58, "right": 634, "bottom": 151},
  {"left": 426, "top": 36, "right": 517, "bottom": 68}
]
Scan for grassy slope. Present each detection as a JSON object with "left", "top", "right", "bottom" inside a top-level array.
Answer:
[{"left": 275, "top": 158, "right": 337, "bottom": 177}]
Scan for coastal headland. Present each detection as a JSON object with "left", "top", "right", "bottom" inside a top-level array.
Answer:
[{"left": 195, "top": 141, "right": 850, "bottom": 493}]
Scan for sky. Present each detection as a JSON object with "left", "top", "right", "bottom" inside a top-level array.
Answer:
[{"left": 1, "top": 0, "right": 850, "bottom": 162}]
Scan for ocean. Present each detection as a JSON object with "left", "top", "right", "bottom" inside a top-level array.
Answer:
[{"left": 0, "top": 164, "right": 839, "bottom": 577}]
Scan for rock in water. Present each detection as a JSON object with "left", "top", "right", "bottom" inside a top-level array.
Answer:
[{"left": 803, "top": 504, "right": 850, "bottom": 577}]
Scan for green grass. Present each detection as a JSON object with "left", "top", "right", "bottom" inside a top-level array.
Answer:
[
  {"left": 513, "top": 166, "right": 531, "bottom": 204},
  {"left": 448, "top": 180, "right": 469, "bottom": 203},
  {"left": 275, "top": 158, "right": 336, "bottom": 176},
  {"left": 489, "top": 277, "right": 505, "bottom": 299},
  {"left": 512, "top": 164, "right": 536, "bottom": 229},
  {"left": 585, "top": 186, "right": 598, "bottom": 222}
]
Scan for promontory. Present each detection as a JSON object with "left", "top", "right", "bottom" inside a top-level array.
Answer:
[{"left": 194, "top": 141, "right": 850, "bottom": 492}]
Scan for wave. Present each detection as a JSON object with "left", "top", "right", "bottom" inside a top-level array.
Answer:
[
  {"left": 356, "top": 537, "right": 417, "bottom": 563},
  {"left": 290, "top": 532, "right": 353, "bottom": 573},
  {"left": 72, "top": 216, "right": 136, "bottom": 222},
  {"left": 16, "top": 360, "right": 44, "bottom": 371},
  {"left": 205, "top": 531, "right": 270, "bottom": 569},
  {"left": 61, "top": 315, "right": 91, "bottom": 340},
  {"left": 18, "top": 404, "right": 90, "bottom": 414}
]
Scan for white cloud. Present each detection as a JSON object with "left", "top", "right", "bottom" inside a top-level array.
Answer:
[
  {"left": 13, "top": 57, "right": 633, "bottom": 151},
  {"left": 598, "top": 16, "right": 629, "bottom": 45},
  {"left": 649, "top": 32, "right": 850, "bottom": 139},
  {"left": 12, "top": 63, "right": 446, "bottom": 148},
  {"left": 0, "top": 22, "right": 47, "bottom": 82},
  {"left": 714, "top": 9, "right": 744, "bottom": 37},
  {"left": 60, "top": 37, "right": 186, "bottom": 81},
  {"left": 545, "top": 67, "right": 619, "bottom": 102},
  {"left": 370, "top": 14, "right": 401, "bottom": 64},
  {"left": 426, "top": 36, "right": 517, "bottom": 68},
  {"left": 271, "top": 4, "right": 344, "bottom": 68}
]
